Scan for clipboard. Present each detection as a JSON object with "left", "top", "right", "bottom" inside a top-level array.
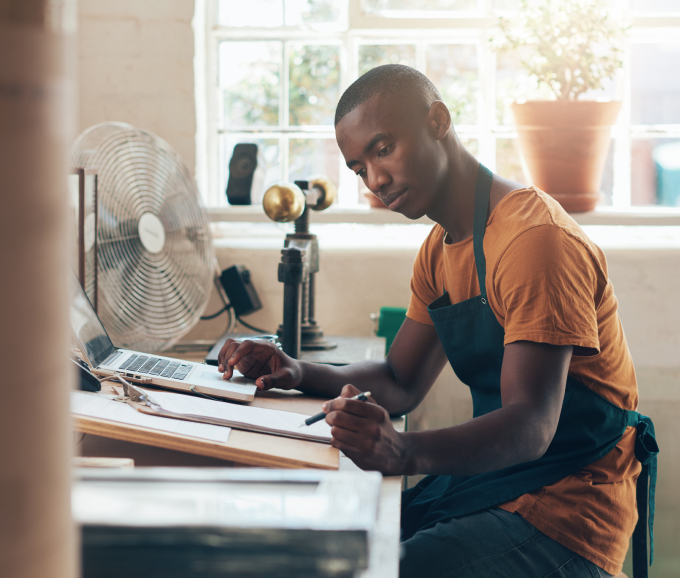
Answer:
[
  {"left": 73, "top": 384, "right": 339, "bottom": 470},
  {"left": 117, "top": 381, "right": 333, "bottom": 444}
]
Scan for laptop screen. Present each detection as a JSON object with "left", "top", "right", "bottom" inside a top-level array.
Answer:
[{"left": 70, "top": 272, "right": 117, "bottom": 368}]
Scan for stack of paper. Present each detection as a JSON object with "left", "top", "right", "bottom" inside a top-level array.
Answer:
[
  {"left": 134, "top": 387, "right": 333, "bottom": 444},
  {"left": 71, "top": 391, "right": 231, "bottom": 444}
]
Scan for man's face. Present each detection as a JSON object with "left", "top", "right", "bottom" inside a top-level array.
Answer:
[{"left": 335, "top": 93, "right": 446, "bottom": 219}]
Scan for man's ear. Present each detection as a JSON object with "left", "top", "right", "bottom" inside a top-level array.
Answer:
[{"left": 428, "top": 101, "right": 451, "bottom": 140}]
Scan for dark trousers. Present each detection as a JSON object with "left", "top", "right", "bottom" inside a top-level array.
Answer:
[{"left": 400, "top": 508, "right": 614, "bottom": 578}]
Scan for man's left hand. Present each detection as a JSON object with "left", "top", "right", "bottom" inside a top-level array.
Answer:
[{"left": 324, "top": 384, "right": 412, "bottom": 475}]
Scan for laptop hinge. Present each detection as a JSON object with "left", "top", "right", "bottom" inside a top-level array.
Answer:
[{"left": 101, "top": 350, "right": 123, "bottom": 367}]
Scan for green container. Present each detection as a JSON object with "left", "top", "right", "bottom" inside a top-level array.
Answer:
[{"left": 376, "top": 307, "right": 407, "bottom": 355}]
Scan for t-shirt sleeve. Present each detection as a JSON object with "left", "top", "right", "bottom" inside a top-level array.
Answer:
[
  {"left": 491, "top": 225, "right": 604, "bottom": 356},
  {"left": 406, "top": 227, "right": 443, "bottom": 326}
]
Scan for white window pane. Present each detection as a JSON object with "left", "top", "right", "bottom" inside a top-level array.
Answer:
[
  {"left": 490, "top": 0, "right": 519, "bottom": 9},
  {"left": 358, "top": 44, "right": 416, "bottom": 76},
  {"left": 496, "top": 138, "right": 527, "bottom": 185},
  {"left": 426, "top": 44, "right": 479, "bottom": 125},
  {"left": 461, "top": 138, "right": 478, "bottom": 156},
  {"left": 219, "top": 42, "right": 281, "bottom": 128},
  {"left": 495, "top": 46, "right": 554, "bottom": 125},
  {"left": 218, "top": 0, "right": 284, "bottom": 27},
  {"left": 490, "top": 0, "right": 577, "bottom": 10},
  {"left": 220, "top": 137, "right": 281, "bottom": 206},
  {"left": 632, "top": 44, "right": 680, "bottom": 125},
  {"left": 631, "top": 0, "right": 680, "bottom": 11},
  {"left": 490, "top": 0, "right": 610, "bottom": 11},
  {"left": 600, "top": 145, "right": 614, "bottom": 206},
  {"left": 289, "top": 138, "right": 341, "bottom": 186},
  {"left": 364, "top": 0, "right": 476, "bottom": 12},
  {"left": 632, "top": 139, "right": 680, "bottom": 207},
  {"left": 289, "top": 137, "right": 361, "bottom": 205},
  {"left": 284, "top": 0, "right": 348, "bottom": 27},
  {"left": 289, "top": 44, "right": 341, "bottom": 126}
]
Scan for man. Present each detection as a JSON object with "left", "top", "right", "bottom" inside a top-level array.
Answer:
[{"left": 218, "top": 65, "right": 656, "bottom": 578}]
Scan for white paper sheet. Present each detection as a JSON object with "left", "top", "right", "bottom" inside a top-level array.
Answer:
[
  {"left": 71, "top": 391, "right": 231, "bottom": 444},
  {"left": 137, "top": 387, "right": 333, "bottom": 443}
]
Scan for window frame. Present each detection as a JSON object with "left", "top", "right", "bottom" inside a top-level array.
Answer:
[{"left": 197, "top": 0, "right": 680, "bottom": 219}]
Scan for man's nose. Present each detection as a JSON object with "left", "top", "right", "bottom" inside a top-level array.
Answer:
[{"left": 367, "top": 166, "right": 391, "bottom": 194}]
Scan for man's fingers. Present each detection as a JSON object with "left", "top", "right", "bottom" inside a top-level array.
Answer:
[
  {"left": 235, "top": 354, "right": 268, "bottom": 379},
  {"left": 219, "top": 339, "right": 299, "bottom": 391},
  {"left": 339, "top": 384, "right": 362, "bottom": 398},
  {"left": 329, "top": 439, "right": 372, "bottom": 471},
  {"left": 220, "top": 345, "right": 238, "bottom": 379},
  {"left": 330, "top": 426, "right": 369, "bottom": 449},
  {"left": 218, "top": 339, "right": 240, "bottom": 372},
  {"left": 323, "top": 398, "right": 385, "bottom": 419},
  {"left": 220, "top": 341, "right": 256, "bottom": 378},
  {"left": 217, "top": 338, "right": 232, "bottom": 367},
  {"left": 338, "top": 384, "right": 377, "bottom": 405},
  {"left": 255, "top": 368, "right": 292, "bottom": 391},
  {"left": 228, "top": 340, "right": 256, "bottom": 367},
  {"left": 220, "top": 343, "right": 243, "bottom": 378},
  {"left": 325, "top": 410, "right": 377, "bottom": 434}
]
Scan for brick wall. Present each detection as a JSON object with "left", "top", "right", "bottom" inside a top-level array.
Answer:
[{"left": 77, "top": 0, "right": 196, "bottom": 172}]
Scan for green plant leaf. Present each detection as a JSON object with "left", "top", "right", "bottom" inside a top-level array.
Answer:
[{"left": 491, "top": 0, "right": 627, "bottom": 101}]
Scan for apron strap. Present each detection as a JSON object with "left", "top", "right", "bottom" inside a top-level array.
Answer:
[
  {"left": 626, "top": 411, "right": 660, "bottom": 578},
  {"left": 472, "top": 164, "right": 494, "bottom": 298}
]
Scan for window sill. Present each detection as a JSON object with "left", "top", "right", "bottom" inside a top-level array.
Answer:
[
  {"left": 208, "top": 205, "right": 432, "bottom": 225},
  {"left": 208, "top": 205, "right": 680, "bottom": 227}
]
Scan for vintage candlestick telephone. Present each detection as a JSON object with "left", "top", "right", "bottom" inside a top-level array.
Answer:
[{"left": 262, "top": 176, "right": 338, "bottom": 359}]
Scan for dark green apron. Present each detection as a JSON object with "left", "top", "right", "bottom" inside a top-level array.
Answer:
[{"left": 401, "top": 164, "right": 659, "bottom": 578}]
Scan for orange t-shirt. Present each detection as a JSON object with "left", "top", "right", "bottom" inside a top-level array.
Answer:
[{"left": 406, "top": 187, "right": 639, "bottom": 575}]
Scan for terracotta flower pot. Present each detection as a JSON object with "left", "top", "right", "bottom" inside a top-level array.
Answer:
[{"left": 511, "top": 100, "right": 622, "bottom": 213}]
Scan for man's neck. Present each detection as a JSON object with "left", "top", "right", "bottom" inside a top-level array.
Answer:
[{"left": 426, "top": 139, "right": 480, "bottom": 245}]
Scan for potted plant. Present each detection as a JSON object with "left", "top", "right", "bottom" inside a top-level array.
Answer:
[{"left": 494, "top": 0, "right": 627, "bottom": 212}]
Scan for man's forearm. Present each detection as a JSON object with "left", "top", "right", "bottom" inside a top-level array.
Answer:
[
  {"left": 401, "top": 403, "right": 554, "bottom": 476},
  {"left": 297, "top": 359, "right": 417, "bottom": 415}
]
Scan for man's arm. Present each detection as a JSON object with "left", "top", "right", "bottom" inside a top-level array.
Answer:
[
  {"left": 325, "top": 341, "right": 572, "bottom": 476},
  {"left": 218, "top": 317, "right": 448, "bottom": 415}
]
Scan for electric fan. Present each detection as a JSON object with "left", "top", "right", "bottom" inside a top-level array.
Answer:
[{"left": 70, "top": 122, "right": 213, "bottom": 353}]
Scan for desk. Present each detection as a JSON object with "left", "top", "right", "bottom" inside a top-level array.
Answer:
[
  {"left": 75, "top": 385, "right": 340, "bottom": 469},
  {"left": 203, "top": 333, "right": 386, "bottom": 366},
  {"left": 76, "top": 359, "right": 403, "bottom": 578}
]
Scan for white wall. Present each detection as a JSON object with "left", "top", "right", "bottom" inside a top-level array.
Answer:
[{"left": 77, "top": 0, "right": 196, "bottom": 172}]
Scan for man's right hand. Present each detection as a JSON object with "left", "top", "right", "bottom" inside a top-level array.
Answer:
[{"left": 217, "top": 339, "right": 302, "bottom": 391}]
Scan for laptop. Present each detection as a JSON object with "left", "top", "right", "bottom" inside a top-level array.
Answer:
[{"left": 69, "top": 273, "right": 257, "bottom": 402}]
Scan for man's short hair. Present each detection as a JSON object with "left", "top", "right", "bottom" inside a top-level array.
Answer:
[{"left": 334, "top": 64, "right": 442, "bottom": 126}]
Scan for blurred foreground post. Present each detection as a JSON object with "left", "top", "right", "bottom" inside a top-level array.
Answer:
[{"left": 0, "top": 2, "right": 76, "bottom": 578}]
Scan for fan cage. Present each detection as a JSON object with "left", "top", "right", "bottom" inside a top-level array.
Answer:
[{"left": 70, "top": 122, "right": 214, "bottom": 353}]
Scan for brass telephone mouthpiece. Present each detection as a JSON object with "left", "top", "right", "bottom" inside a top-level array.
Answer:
[
  {"left": 262, "top": 182, "right": 306, "bottom": 223},
  {"left": 307, "top": 175, "right": 337, "bottom": 211},
  {"left": 263, "top": 176, "right": 337, "bottom": 222}
]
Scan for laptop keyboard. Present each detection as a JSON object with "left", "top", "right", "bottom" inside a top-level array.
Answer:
[{"left": 117, "top": 354, "right": 191, "bottom": 380}]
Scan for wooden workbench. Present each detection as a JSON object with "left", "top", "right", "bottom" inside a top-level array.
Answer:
[
  {"left": 75, "top": 355, "right": 403, "bottom": 578},
  {"left": 75, "top": 385, "right": 341, "bottom": 469}
]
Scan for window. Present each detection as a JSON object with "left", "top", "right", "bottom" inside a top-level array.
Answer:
[{"left": 198, "top": 0, "right": 680, "bottom": 211}]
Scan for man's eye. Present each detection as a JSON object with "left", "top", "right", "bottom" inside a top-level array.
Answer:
[
  {"left": 356, "top": 169, "right": 366, "bottom": 178},
  {"left": 378, "top": 145, "right": 391, "bottom": 157}
]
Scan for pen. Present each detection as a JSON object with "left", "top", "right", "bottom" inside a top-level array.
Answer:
[{"left": 299, "top": 391, "right": 372, "bottom": 427}]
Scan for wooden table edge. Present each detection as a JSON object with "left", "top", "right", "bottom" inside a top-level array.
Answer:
[{"left": 74, "top": 416, "right": 339, "bottom": 470}]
